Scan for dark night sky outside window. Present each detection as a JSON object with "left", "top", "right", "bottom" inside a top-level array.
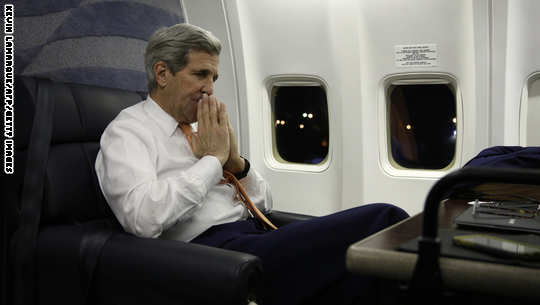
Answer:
[
  {"left": 273, "top": 86, "right": 329, "bottom": 164},
  {"left": 389, "top": 84, "right": 456, "bottom": 169}
]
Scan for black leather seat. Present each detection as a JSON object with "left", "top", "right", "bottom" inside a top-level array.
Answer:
[{"left": 6, "top": 77, "right": 312, "bottom": 305}]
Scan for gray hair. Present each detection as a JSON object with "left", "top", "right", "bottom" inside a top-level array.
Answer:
[{"left": 144, "top": 23, "right": 222, "bottom": 93}]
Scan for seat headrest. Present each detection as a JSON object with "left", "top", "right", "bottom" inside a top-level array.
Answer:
[{"left": 15, "top": 77, "right": 143, "bottom": 149}]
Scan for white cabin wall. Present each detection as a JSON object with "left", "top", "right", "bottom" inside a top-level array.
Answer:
[
  {"left": 501, "top": 0, "right": 540, "bottom": 145},
  {"left": 222, "top": 0, "right": 493, "bottom": 216},
  {"left": 490, "top": 0, "right": 508, "bottom": 145},
  {"left": 473, "top": 0, "right": 492, "bottom": 151},
  {"left": 226, "top": 0, "right": 343, "bottom": 215},
  {"left": 327, "top": 0, "right": 365, "bottom": 213},
  {"left": 348, "top": 0, "right": 490, "bottom": 215},
  {"left": 222, "top": 0, "right": 494, "bottom": 216}
]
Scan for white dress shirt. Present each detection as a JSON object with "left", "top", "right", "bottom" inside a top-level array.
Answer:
[{"left": 95, "top": 96, "right": 272, "bottom": 242}]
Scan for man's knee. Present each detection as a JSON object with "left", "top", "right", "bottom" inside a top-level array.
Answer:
[
  {"left": 349, "top": 203, "right": 409, "bottom": 233},
  {"left": 375, "top": 203, "right": 408, "bottom": 220}
]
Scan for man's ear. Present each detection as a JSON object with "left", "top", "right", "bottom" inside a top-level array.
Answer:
[{"left": 154, "top": 61, "right": 169, "bottom": 89}]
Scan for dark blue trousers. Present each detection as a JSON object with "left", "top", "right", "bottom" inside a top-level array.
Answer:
[{"left": 192, "top": 203, "right": 409, "bottom": 305}]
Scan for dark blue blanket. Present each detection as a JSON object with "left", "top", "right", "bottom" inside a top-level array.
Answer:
[{"left": 465, "top": 146, "right": 540, "bottom": 169}]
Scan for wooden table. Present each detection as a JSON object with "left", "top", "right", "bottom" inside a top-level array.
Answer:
[{"left": 346, "top": 200, "right": 540, "bottom": 301}]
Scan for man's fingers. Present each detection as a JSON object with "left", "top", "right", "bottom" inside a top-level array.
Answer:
[
  {"left": 218, "top": 101, "right": 228, "bottom": 128},
  {"left": 208, "top": 96, "right": 218, "bottom": 126},
  {"left": 191, "top": 95, "right": 231, "bottom": 165},
  {"left": 227, "top": 118, "right": 233, "bottom": 133},
  {"left": 197, "top": 94, "right": 209, "bottom": 130}
]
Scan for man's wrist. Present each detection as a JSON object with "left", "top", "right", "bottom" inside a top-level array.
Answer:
[{"left": 224, "top": 156, "right": 243, "bottom": 172}]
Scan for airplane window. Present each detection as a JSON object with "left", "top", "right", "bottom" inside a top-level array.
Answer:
[
  {"left": 272, "top": 85, "right": 329, "bottom": 164},
  {"left": 388, "top": 84, "right": 456, "bottom": 169},
  {"left": 526, "top": 78, "right": 540, "bottom": 145}
]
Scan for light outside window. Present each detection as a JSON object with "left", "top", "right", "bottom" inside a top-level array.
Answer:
[
  {"left": 388, "top": 83, "right": 457, "bottom": 170},
  {"left": 271, "top": 84, "right": 329, "bottom": 165}
]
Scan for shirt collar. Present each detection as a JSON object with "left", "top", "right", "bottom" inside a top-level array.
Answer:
[{"left": 143, "top": 96, "right": 179, "bottom": 137}]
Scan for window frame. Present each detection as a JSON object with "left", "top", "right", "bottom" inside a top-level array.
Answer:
[
  {"left": 263, "top": 75, "right": 332, "bottom": 172},
  {"left": 378, "top": 73, "right": 463, "bottom": 178},
  {"left": 519, "top": 72, "right": 540, "bottom": 146}
]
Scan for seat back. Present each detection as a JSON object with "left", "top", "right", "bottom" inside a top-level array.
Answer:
[
  {"left": 12, "top": 77, "right": 142, "bottom": 226},
  {"left": 5, "top": 77, "right": 142, "bottom": 304}
]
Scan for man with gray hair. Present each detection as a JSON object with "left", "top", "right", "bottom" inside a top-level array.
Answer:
[{"left": 96, "top": 23, "right": 408, "bottom": 305}]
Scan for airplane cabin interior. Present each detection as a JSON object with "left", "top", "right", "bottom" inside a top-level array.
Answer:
[{"left": 2, "top": 0, "right": 540, "bottom": 304}]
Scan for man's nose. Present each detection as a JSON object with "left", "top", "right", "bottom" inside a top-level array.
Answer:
[{"left": 202, "top": 78, "right": 214, "bottom": 96}]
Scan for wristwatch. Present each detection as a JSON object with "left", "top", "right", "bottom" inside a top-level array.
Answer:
[{"left": 234, "top": 157, "right": 250, "bottom": 180}]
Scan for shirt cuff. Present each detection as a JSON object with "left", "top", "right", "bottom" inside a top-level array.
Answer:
[{"left": 188, "top": 155, "right": 223, "bottom": 191}]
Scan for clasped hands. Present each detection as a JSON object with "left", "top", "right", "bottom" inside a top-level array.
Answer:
[{"left": 190, "top": 93, "right": 245, "bottom": 174}]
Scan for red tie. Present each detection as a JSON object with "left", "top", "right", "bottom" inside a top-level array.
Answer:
[{"left": 179, "top": 123, "right": 277, "bottom": 230}]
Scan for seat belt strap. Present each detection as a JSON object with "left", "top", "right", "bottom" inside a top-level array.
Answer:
[{"left": 12, "top": 78, "right": 56, "bottom": 305}]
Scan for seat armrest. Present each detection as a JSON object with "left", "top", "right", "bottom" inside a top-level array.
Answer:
[
  {"left": 266, "top": 210, "right": 315, "bottom": 227},
  {"left": 95, "top": 232, "right": 263, "bottom": 305}
]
